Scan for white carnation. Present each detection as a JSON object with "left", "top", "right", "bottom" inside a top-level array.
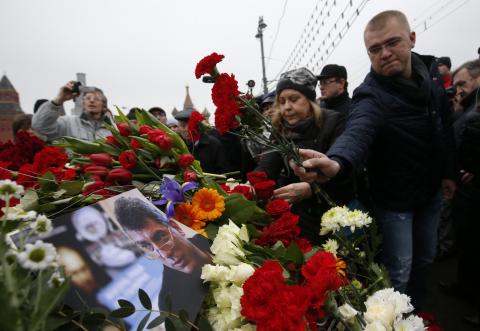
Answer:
[
  {"left": 201, "top": 264, "right": 231, "bottom": 283},
  {"left": 227, "top": 263, "right": 255, "bottom": 285},
  {"left": 394, "top": 315, "right": 425, "bottom": 331},
  {"left": 211, "top": 221, "right": 247, "bottom": 266},
  {"left": 364, "top": 321, "right": 388, "bottom": 331}
]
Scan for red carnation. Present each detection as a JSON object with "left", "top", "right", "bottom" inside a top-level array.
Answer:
[
  {"left": 265, "top": 198, "right": 291, "bottom": 217},
  {"left": 246, "top": 171, "right": 268, "bottom": 185},
  {"left": 16, "top": 164, "right": 39, "bottom": 188},
  {"left": 106, "top": 168, "right": 132, "bottom": 185},
  {"left": 256, "top": 212, "right": 300, "bottom": 247},
  {"left": 33, "top": 146, "right": 68, "bottom": 173},
  {"left": 183, "top": 170, "right": 197, "bottom": 182},
  {"left": 117, "top": 123, "right": 132, "bottom": 137},
  {"left": 195, "top": 52, "right": 224, "bottom": 79},
  {"left": 212, "top": 73, "right": 241, "bottom": 134},
  {"left": 231, "top": 185, "right": 253, "bottom": 200},
  {"left": 253, "top": 180, "right": 276, "bottom": 200},
  {"left": 187, "top": 111, "right": 206, "bottom": 142},
  {"left": 177, "top": 154, "right": 195, "bottom": 168},
  {"left": 89, "top": 154, "right": 113, "bottom": 167},
  {"left": 105, "top": 135, "right": 121, "bottom": 147},
  {"left": 214, "top": 107, "right": 240, "bottom": 134},
  {"left": 0, "top": 161, "right": 13, "bottom": 180},
  {"left": 118, "top": 150, "right": 138, "bottom": 170}
]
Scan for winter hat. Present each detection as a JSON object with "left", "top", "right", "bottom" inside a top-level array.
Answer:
[
  {"left": 437, "top": 57, "right": 452, "bottom": 69},
  {"left": 276, "top": 67, "right": 318, "bottom": 101}
]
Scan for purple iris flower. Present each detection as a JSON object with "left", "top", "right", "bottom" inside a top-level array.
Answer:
[{"left": 153, "top": 176, "right": 198, "bottom": 218}]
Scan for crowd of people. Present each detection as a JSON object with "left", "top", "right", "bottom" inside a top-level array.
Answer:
[{"left": 5, "top": 8, "right": 480, "bottom": 328}]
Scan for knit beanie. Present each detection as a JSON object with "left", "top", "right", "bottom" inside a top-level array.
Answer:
[{"left": 276, "top": 67, "right": 318, "bottom": 101}]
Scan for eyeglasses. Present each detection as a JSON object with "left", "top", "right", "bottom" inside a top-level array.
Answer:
[
  {"left": 367, "top": 37, "right": 403, "bottom": 56},
  {"left": 133, "top": 227, "right": 174, "bottom": 260},
  {"left": 319, "top": 78, "right": 338, "bottom": 86}
]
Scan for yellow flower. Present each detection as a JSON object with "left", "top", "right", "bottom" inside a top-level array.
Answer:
[{"left": 191, "top": 188, "right": 225, "bottom": 221}]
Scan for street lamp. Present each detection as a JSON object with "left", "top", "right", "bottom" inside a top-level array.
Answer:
[{"left": 255, "top": 16, "right": 268, "bottom": 95}]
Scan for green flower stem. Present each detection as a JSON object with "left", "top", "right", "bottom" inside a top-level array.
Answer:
[
  {"left": 33, "top": 270, "right": 43, "bottom": 318},
  {"left": 202, "top": 172, "right": 227, "bottom": 179}
]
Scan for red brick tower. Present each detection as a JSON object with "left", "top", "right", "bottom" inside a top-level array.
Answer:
[{"left": 0, "top": 75, "right": 23, "bottom": 142}]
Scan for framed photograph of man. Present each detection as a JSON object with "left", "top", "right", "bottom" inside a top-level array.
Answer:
[{"left": 20, "top": 189, "right": 212, "bottom": 330}]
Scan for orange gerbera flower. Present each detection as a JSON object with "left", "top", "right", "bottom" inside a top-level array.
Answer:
[
  {"left": 175, "top": 202, "right": 198, "bottom": 227},
  {"left": 336, "top": 257, "right": 347, "bottom": 278},
  {"left": 191, "top": 188, "right": 225, "bottom": 221}
]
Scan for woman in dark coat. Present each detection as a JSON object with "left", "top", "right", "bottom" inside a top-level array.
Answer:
[{"left": 256, "top": 67, "right": 355, "bottom": 243}]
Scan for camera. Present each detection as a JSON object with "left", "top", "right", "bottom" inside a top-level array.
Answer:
[{"left": 71, "top": 81, "right": 82, "bottom": 95}]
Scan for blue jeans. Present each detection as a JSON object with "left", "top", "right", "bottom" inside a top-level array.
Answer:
[{"left": 375, "top": 192, "right": 441, "bottom": 308}]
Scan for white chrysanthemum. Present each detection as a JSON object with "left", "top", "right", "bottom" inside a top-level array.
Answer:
[
  {"left": 201, "top": 264, "right": 231, "bottom": 283},
  {"left": 320, "top": 206, "right": 350, "bottom": 235},
  {"left": 338, "top": 303, "right": 358, "bottom": 322},
  {"left": 30, "top": 214, "right": 52, "bottom": 234},
  {"left": 346, "top": 209, "right": 373, "bottom": 232},
  {"left": 1, "top": 206, "right": 37, "bottom": 221},
  {"left": 48, "top": 270, "right": 65, "bottom": 288},
  {"left": 394, "top": 315, "right": 425, "bottom": 331},
  {"left": 0, "top": 179, "right": 24, "bottom": 201},
  {"left": 17, "top": 240, "right": 57, "bottom": 271},
  {"left": 322, "top": 238, "right": 339, "bottom": 256},
  {"left": 320, "top": 206, "right": 372, "bottom": 235}
]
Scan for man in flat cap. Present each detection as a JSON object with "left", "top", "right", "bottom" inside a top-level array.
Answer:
[{"left": 317, "top": 64, "right": 351, "bottom": 118}]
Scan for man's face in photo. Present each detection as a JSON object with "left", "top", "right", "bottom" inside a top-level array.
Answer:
[{"left": 126, "top": 218, "right": 203, "bottom": 273}]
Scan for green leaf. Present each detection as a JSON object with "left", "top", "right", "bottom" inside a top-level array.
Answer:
[
  {"left": 164, "top": 317, "right": 176, "bottom": 331},
  {"left": 138, "top": 288, "right": 152, "bottom": 310},
  {"left": 197, "top": 315, "right": 214, "bottom": 331},
  {"left": 110, "top": 307, "right": 135, "bottom": 318},
  {"left": 147, "top": 313, "right": 166, "bottom": 329},
  {"left": 59, "top": 180, "right": 85, "bottom": 195},
  {"left": 118, "top": 299, "right": 135, "bottom": 309},
  {"left": 205, "top": 223, "right": 219, "bottom": 240},
  {"left": 53, "top": 136, "right": 105, "bottom": 154},
  {"left": 137, "top": 312, "right": 151, "bottom": 331},
  {"left": 285, "top": 242, "right": 303, "bottom": 265},
  {"left": 39, "top": 171, "right": 58, "bottom": 192}
]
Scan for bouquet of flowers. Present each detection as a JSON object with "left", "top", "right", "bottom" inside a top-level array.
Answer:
[{"left": 194, "top": 52, "right": 334, "bottom": 206}]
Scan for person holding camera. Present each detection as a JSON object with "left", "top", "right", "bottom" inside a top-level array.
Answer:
[{"left": 32, "top": 81, "right": 114, "bottom": 142}]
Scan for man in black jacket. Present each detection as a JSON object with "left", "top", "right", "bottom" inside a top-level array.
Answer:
[
  {"left": 317, "top": 64, "right": 351, "bottom": 118},
  {"left": 174, "top": 110, "right": 229, "bottom": 174},
  {"left": 291, "top": 10, "right": 456, "bottom": 310}
]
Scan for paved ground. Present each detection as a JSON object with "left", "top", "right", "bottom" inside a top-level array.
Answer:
[{"left": 424, "top": 255, "right": 479, "bottom": 331}]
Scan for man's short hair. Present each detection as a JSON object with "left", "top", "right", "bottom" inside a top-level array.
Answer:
[
  {"left": 148, "top": 107, "right": 166, "bottom": 117},
  {"left": 12, "top": 113, "right": 32, "bottom": 136},
  {"left": 453, "top": 59, "right": 480, "bottom": 80},
  {"left": 114, "top": 197, "right": 168, "bottom": 231},
  {"left": 364, "top": 10, "right": 411, "bottom": 35}
]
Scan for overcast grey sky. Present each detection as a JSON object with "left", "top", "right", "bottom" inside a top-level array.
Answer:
[{"left": 1, "top": 0, "right": 479, "bottom": 117}]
